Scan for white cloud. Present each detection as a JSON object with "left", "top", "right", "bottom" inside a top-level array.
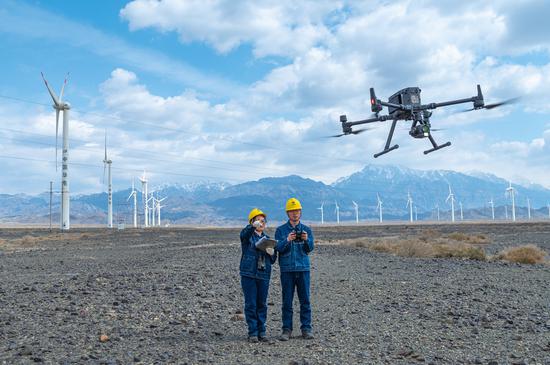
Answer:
[{"left": 120, "top": 0, "right": 341, "bottom": 58}]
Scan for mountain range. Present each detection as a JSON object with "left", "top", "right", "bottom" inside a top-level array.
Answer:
[{"left": 1, "top": 165, "right": 549, "bottom": 226}]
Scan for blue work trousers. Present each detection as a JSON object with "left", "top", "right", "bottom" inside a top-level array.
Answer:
[
  {"left": 241, "top": 275, "right": 270, "bottom": 337},
  {"left": 281, "top": 271, "right": 312, "bottom": 332}
]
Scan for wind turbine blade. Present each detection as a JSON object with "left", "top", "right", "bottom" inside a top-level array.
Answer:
[
  {"left": 103, "top": 163, "right": 106, "bottom": 184},
  {"left": 59, "top": 72, "right": 70, "bottom": 102},
  {"left": 55, "top": 109, "right": 59, "bottom": 172},
  {"left": 40, "top": 72, "right": 61, "bottom": 106},
  {"left": 127, "top": 191, "right": 133, "bottom": 201}
]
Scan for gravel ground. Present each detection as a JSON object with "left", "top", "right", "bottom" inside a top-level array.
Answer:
[{"left": 0, "top": 222, "right": 549, "bottom": 364}]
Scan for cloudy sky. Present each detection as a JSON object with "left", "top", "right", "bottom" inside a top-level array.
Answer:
[{"left": 1, "top": 0, "right": 549, "bottom": 195}]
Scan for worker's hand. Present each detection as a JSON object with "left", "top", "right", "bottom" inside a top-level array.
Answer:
[
  {"left": 301, "top": 231, "right": 308, "bottom": 241},
  {"left": 287, "top": 231, "right": 296, "bottom": 242},
  {"left": 266, "top": 247, "right": 274, "bottom": 256}
]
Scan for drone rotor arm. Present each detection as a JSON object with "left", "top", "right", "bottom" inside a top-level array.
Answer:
[{"left": 347, "top": 114, "right": 392, "bottom": 127}]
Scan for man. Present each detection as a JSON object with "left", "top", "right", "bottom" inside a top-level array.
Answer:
[{"left": 275, "top": 198, "right": 314, "bottom": 341}]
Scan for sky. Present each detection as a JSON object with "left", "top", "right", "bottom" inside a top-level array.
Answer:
[{"left": 0, "top": 0, "right": 549, "bottom": 196}]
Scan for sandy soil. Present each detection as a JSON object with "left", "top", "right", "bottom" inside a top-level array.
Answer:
[{"left": 0, "top": 222, "right": 549, "bottom": 364}]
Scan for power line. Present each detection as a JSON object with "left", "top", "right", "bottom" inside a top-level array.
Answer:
[
  {"left": 0, "top": 93, "right": 368, "bottom": 165},
  {"left": 0, "top": 133, "right": 339, "bottom": 182}
]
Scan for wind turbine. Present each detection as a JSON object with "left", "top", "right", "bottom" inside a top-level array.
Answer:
[
  {"left": 527, "top": 198, "right": 531, "bottom": 220},
  {"left": 459, "top": 202, "right": 464, "bottom": 221},
  {"left": 435, "top": 203, "right": 440, "bottom": 221},
  {"left": 446, "top": 185, "right": 456, "bottom": 222},
  {"left": 41, "top": 72, "right": 71, "bottom": 230},
  {"left": 406, "top": 192, "right": 413, "bottom": 222},
  {"left": 127, "top": 179, "right": 138, "bottom": 228},
  {"left": 334, "top": 201, "right": 340, "bottom": 224},
  {"left": 318, "top": 202, "right": 324, "bottom": 224},
  {"left": 139, "top": 171, "right": 148, "bottom": 227},
  {"left": 103, "top": 131, "right": 113, "bottom": 228},
  {"left": 376, "top": 194, "right": 383, "bottom": 223},
  {"left": 352, "top": 201, "right": 359, "bottom": 223},
  {"left": 488, "top": 198, "right": 495, "bottom": 220},
  {"left": 506, "top": 181, "right": 516, "bottom": 222}
]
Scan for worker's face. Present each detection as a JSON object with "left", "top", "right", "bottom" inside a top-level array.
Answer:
[
  {"left": 253, "top": 216, "right": 266, "bottom": 232},
  {"left": 287, "top": 209, "right": 301, "bottom": 223}
]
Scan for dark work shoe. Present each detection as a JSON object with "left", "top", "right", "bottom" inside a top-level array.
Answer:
[
  {"left": 248, "top": 336, "right": 259, "bottom": 343},
  {"left": 279, "top": 331, "right": 291, "bottom": 341},
  {"left": 258, "top": 335, "right": 270, "bottom": 343},
  {"left": 302, "top": 331, "right": 314, "bottom": 340}
]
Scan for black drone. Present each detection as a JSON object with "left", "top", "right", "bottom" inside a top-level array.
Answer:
[{"left": 333, "top": 85, "right": 516, "bottom": 158}]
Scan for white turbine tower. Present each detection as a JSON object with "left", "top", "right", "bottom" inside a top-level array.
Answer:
[
  {"left": 506, "top": 181, "right": 516, "bottom": 222},
  {"left": 41, "top": 72, "right": 71, "bottom": 230},
  {"left": 488, "top": 198, "right": 495, "bottom": 220},
  {"left": 406, "top": 192, "right": 413, "bottom": 222},
  {"left": 318, "top": 202, "right": 324, "bottom": 224},
  {"left": 156, "top": 196, "right": 166, "bottom": 226},
  {"left": 376, "top": 194, "right": 383, "bottom": 223},
  {"left": 334, "top": 201, "right": 340, "bottom": 224},
  {"left": 103, "top": 132, "right": 113, "bottom": 228},
  {"left": 446, "top": 185, "right": 456, "bottom": 222},
  {"left": 149, "top": 192, "right": 156, "bottom": 227},
  {"left": 435, "top": 204, "right": 440, "bottom": 221},
  {"left": 459, "top": 202, "right": 464, "bottom": 221},
  {"left": 127, "top": 179, "right": 138, "bottom": 228},
  {"left": 139, "top": 171, "right": 148, "bottom": 227},
  {"left": 527, "top": 198, "right": 531, "bottom": 220},
  {"left": 352, "top": 201, "right": 359, "bottom": 223}
]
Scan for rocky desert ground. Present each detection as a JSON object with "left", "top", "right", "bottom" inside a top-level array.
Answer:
[{"left": 1, "top": 222, "right": 549, "bottom": 364}]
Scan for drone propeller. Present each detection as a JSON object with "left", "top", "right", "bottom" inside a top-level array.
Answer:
[{"left": 458, "top": 97, "right": 520, "bottom": 113}]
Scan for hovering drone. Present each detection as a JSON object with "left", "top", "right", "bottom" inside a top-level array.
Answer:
[{"left": 333, "top": 85, "right": 516, "bottom": 158}]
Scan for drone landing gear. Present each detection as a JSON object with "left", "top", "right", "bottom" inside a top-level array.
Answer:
[
  {"left": 374, "top": 119, "right": 399, "bottom": 158},
  {"left": 424, "top": 135, "right": 451, "bottom": 155}
]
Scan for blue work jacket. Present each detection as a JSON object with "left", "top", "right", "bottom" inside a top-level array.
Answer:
[
  {"left": 239, "top": 225, "right": 277, "bottom": 281},
  {"left": 275, "top": 221, "right": 314, "bottom": 272}
]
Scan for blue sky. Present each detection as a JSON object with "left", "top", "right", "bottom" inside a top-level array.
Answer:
[{"left": 0, "top": 0, "right": 549, "bottom": 196}]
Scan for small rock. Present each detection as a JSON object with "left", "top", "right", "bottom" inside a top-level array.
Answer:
[
  {"left": 19, "top": 346, "right": 33, "bottom": 356},
  {"left": 99, "top": 334, "right": 110, "bottom": 343}
]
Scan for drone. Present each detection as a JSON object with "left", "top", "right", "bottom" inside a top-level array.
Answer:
[{"left": 333, "top": 85, "right": 516, "bottom": 158}]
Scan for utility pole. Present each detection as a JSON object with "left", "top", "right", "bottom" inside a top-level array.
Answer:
[{"left": 49, "top": 181, "right": 53, "bottom": 232}]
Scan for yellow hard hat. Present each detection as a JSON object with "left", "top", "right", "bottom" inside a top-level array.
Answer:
[
  {"left": 285, "top": 198, "right": 302, "bottom": 212},
  {"left": 248, "top": 208, "right": 266, "bottom": 223}
]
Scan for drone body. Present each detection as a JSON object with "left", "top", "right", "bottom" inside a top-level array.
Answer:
[{"left": 337, "top": 85, "right": 514, "bottom": 158}]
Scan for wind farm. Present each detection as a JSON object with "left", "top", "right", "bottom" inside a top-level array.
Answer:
[{"left": 1, "top": 2, "right": 549, "bottom": 365}]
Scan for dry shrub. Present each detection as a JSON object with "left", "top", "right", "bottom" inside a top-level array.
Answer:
[
  {"left": 496, "top": 245, "right": 547, "bottom": 264},
  {"left": 418, "top": 229, "right": 442, "bottom": 242},
  {"left": 0, "top": 238, "right": 6, "bottom": 246},
  {"left": 340, "top": 236, "right": 486, "bottom": 261},
  {"left": 445, "top": 232, "right": 490, "bottom": 244},
  {"left": 435, "top": 243, "right": 486, "bottom": 261},
  {"left": 19, "top": 235, "right": 42, "bottom": 245}
]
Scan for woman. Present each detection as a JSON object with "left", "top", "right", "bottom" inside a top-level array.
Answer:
[{"left": 239, "top": 208, "right": 277, "bottom": 342}]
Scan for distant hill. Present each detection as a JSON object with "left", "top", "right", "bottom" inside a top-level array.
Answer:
[{"left": 1, "top": 165, "right": 549, "bottom": 225}]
